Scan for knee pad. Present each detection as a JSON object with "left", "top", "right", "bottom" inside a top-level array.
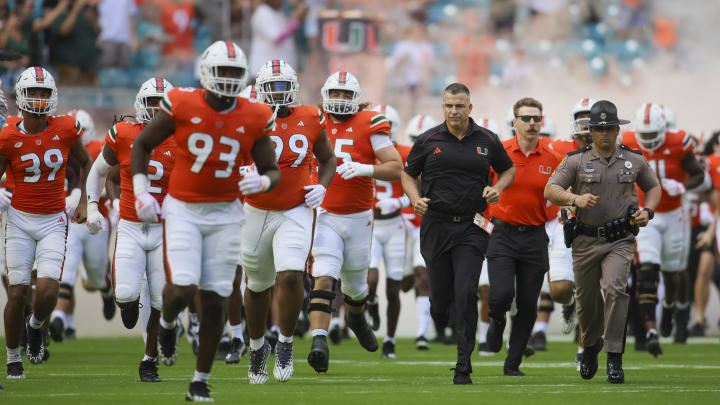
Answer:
[
  {"left": 538, "top": 292, "right": 554, "bottom": 313},
  {"left": 58, "top": 283, "right": 73, "bottom": 300},
  {"left": 637, "top": 262, "right": 660, "bottom": 304},
  {"left": 308, "top": 290, "right": 336, "bottom": 314}
]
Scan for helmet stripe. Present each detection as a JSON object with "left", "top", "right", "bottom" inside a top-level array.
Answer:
[
  {"left": 582, "top": 98, "right": 588, "bottom": 107},
  {"left": 339, "top": 71, "right": 347, "bottom": 85},
  {"left": 272, "top": 60, "right": 280, "bottom": 75},
  {"left": 380, "top": 105, "right": 386, "bottom": 114},
  {"left": 418, "top": 115, "right": 426, "bottom": 129},
  {"left": 482, "top": 118, "right": 488, "bottom": 127},
  {"left": 156, "top": 77, "right": 164, "bottom": 92},
  {"left": 35, "top": 67, "right": 44, "bottom": 83},
  {"left": 225, "top": 41, "right": 236, "bottom": 60},
  {"left": 644, "top": 103, "right": 652, "bottom": 125}
]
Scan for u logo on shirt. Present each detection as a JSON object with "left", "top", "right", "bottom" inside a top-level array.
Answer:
[
  {"left": 477, "top": 147, "right": 488, "bottom": 155},
  {"left": 539, "top": 165, "right": 552, "bottom": 175}
]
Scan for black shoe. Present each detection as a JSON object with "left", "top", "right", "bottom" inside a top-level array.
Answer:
[
  {"left": 606, "top": 353, "right": 625, "bottom": 384},
  {"left": 186, "top": 380, "right": 212, "bottom": 402},
  {"left": 366, "top": 300, "right": 380, "bottom": 331},
  {"left": 689, "top": 322, "right": 706, "bottom": 337},
  {"left": 504, "top": 368, "right": 526, "bottom": 377},
  {"left": 432, "top": 328, "right": 447, "bottom": 344},
  {"left": 381, "top": 340, "right": 396, "bottom": 359},
  {"left": 157, "top": 324, "right": 178, "bottom": 366},
  {"left": 215, "top": 339, "right": 231, "bottom": 361},
  {"left": 119, "top": 302, "right": 140, "bottom": 329},
  {"left": 659, "top": 303, "right": 674, "bottom": 338},
  {"left": 248, "top": 340, "right": 271, "bottom": 384},
  {"left": 225, "top": 337, "right": 247, "bottom": 364},
  {"left": 634, "top": 339, "right": 647, "bottom": 351},
  {"left": 477, "top": 342, "right": 493, "bottom": 356},
  {"left": 486, "top": 317, "right": 505, "bottom": 353},
  {"left": 674, "top": 305, "right": 690, "bottom": 344},
  {"left": 102, "top": 293, "right": 116, "bottom": 321},
  {"left": 307, "top": 335, "right": 329, "bottom": 373},
  {"left": 294, "top": 309, "right": 310, "bottom": 337},
  {"left": 49, "top": 317, "right": 64, "bottom": 343},
  {"left": 415, "top": 336, "right": 430, "bottom": 350},
  {"left": 273, "top": 341, "right": 294, "bottom": 382},
  {"left": 64, "top": 328, "right": 76, "bottom": 340},
  {"left": 139, "top": 359, "right": 161, "bottom": 382},
  {"left": 345, "top": 311, "right": 378, "bottom": 352},
  {"left": 530, "top": 331, "right": 547, "bottom": 351},
  {"left": 523, "top": 344, "right": 535, "bottom": 358},
  {"left": 646, "top": 330, "right": 662, "bottom": 357},
  {"left": 452, "top": 362, "right": 472, "bottom": 384},
  {"left": 6, "top": 361, "right": 25, "bottom": 379},
  {"left": 26, "top": 318, "right": 46, "bottom": 364},
  {"left": 580, "top": 340, "right": 603, "bottom": 380},
  {"left": 328, "top": 323, "right": 341, "bottom": 345},
  {"left": 265, "top": 330, "right": 279, "bottom": 354}
]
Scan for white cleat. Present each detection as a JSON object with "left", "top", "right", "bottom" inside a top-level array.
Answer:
[
  {"left": 248, "top": 341, "right": 271, "bottom": 384},
  {"left": 273, "top": 341, "right": 294, "bottom": 382}
]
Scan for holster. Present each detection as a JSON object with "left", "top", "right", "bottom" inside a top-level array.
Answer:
[
  {"left": 627, "top": 205, "right": 640, "bottom": 236},
  {"left": 561, "top": 208, "right": 577, "bottom": 248}
]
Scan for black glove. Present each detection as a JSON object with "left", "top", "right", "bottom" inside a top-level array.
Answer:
[{"left": 626, "top": 206, "right": 640, "bottom": 236}]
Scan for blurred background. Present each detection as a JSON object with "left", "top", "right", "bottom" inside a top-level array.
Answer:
[{"left": 1, "top": 0, "right": 719, "bottom": 337}]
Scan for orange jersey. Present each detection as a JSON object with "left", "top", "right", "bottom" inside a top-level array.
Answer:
[
  {"left": 622, "top": 129, "right": 692, "bottom": 212},
  {"left": 160, "top": 88, "right": 275, "bottom": 203},
  {"left": 85, "top": 139, "right": 110, "bottom": 218},
  {"left": 106, "top": 122, "right": 176, "bottom": 222},
  {"left": 322, "top": 110, "right": 391, "bottom": 214},
  {"left": 492, "top": 137, "right": 561, "bottom": 226},
  {"left": 374, "top": 144, "right": 411, "bottom": 206},
  {"left": 706, "top": 154, "right": 720, "bottom": 190},
  {"left": 0, "top": 115, "right": 82, "bottom": 214},
  {"left": 549, "top": 139, "right": 580, "bottom": 157},
  {"left": 1, "top": 164, "right": 14, "bottom": 190},
  {"left": 246, "top": 105, "right": 326, "bottom": 210}
]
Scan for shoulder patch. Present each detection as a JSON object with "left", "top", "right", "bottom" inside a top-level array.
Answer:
[
  {"left": 619, "top": 144, "right": 643, "bottom": 155},
  {"left": 567, "top": 144, "right": 592, "bottom": 156}
]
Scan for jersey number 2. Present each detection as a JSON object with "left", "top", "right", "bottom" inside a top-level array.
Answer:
[
  {"left": 187, "top": 133, "right": 240, "bottom": 178},
  {"left": 20, "top": 149, "right": 63, "bottom": 183}
]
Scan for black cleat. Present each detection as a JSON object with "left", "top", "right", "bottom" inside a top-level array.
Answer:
[
  {"left": 689, "top": 322, "right": 705, "bottom": 337},
  {"left": 486, "top": 317, "right": 505, "bottom": 353},
  {"left": 523, "top": 344, "right": 535, "bottom": 358},
  {"left": 366, "top": 300, "right": 380, "bottom": 331},
  {"left": 265, "top": 330, "right": 279, "bottom": 354},
  {"left": 158, "top": 324, "right": 178, "bottom": 366},
  {"left": 64, "top": 328, "right": 76, "bottom": 340},
  {"left": 452, "top": 361, "right": 472, "bottom": 384},
  {"left": 225, "top": 337, "right": 247, "bottom": 364},
  {"left": 504, "top": 368, "right": 526, "bottom": 377},
  {"left": 477, "top": 342, "right": 493, "bottom": 356},
  {"left": 49, "top": 317, "right": 64, "bottom": 343},
  {"left": 328, "top": 323, "right": 341, "bottom": 345},
  {"left": 102, "top": 293, "right": 116, "bottom": 321},
  {"left": 7, "top": 361, "right": 25, "bottom": 379},
  {"left": 580, "top": 340, "right": 603, "bottom": 380},
  {"left": 307, "top": 335, "right": 330, "bottom": 373},
  {"left": 345, "top": 311, "right": 378, "bottom": 352},
  {"left": 646, "top": 330, "right": 662, "bottom": 357},
  {"left": 26, "top": 319, "right": 46, "bottom": 364},
  {"left": 415, "top": 336, "right": 430, "bottom": 351},
  {"left": 248, "top": 341, "right": 271, "bottom": 384},
  {"left": 530, "top": 331, "right": 547, "bottom": 351},
  {"left": 674, "top": 305, "right": 690, "bottom": 344},
  {"left": 139, "top": 359, "right": 161, "bottom": 382},
  {"left": 294, "top": 309, "right": 310, "bottom": 337},
  {"left": 215, "top": 339, "right": 231, "bottom": 361},
  {"left": 659, "top": 303, "right": 674, "bottom": 338},
  {"left": 186, "top": 380, "right": 212, "bottom": 402},
  {"left": 606, "top": 353, "right": 624, "bottom": 384},
  {"left": 381, "top": 340, "right": 396, "bottom": 359},
  {"left": 120, "top": 302, "right": 140, "bottom": 329}
]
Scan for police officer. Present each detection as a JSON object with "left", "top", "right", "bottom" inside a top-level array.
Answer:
[
  {"left": 544, "top": 100, "right": 661, "bottom": 384},
  {"left": 401, "top": 83, "right": 515, "bottom": 384}
]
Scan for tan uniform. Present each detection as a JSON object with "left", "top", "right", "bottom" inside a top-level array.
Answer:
[{"left": 548, "top": 144, "right": 658, "bottom": 352}]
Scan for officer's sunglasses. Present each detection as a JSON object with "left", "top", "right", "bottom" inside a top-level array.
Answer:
[{"left": 516, "top": 115, "right": 543, "bottom": 123}]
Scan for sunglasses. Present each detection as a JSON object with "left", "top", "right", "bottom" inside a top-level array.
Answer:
[{"left": 517, "top": 115, "right": 543, "bottom": 123}]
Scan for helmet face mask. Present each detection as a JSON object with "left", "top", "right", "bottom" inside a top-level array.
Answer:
[
  {"left": 16, "top": 67, "right": 58, "bottom": 115},
  {"left": 200, "top": 41, "right": 249, "bottom": 98},
  {"left": 135, "top": 77, "right": 173, "bottom": 124},
  {"left": 634, "top": 103, "right": 666, "bottom": 151},
  {"left": 321, "top": 71, "right": 362, "bottom": 115},
  {"left": 571, "top": 98, "right": 597, "bottom": 141},
  {"left": 255, "top": 59, "right": 299, "bottom": 107}
]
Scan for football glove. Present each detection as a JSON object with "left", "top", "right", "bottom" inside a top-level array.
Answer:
[
  {"left": 303, "top": 184, "right": 326, "bottom": 209},
  {"left": 0, "top": 187, "right": 12, "bottom": 212},
  {"left": 86, "top": 202, "right": 106, "bottom": 234},
  {"left": 661, "top": 178, "right": 685, "bottom": 197},
  {"left": 376, "top": 195, "right": 410, "bottom": 215},
  {"left": 337, "top": 159, "right": 374, "bottom": 180},
  {"left": 238, "top": 165, "right": 271, "bottom": 195},
  {"left": 65, "top": 188, "right": 81, "bottom": 218},
  {"left": 134, "top": 191, "right": 160, "bottom": 223}
]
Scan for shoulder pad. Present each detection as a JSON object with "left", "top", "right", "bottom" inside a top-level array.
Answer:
[
  {"left": 567, "top": 144, "right": 592, "bottom": 156},
  {"left": 619, "top": 144, "right": 643, "bottom": 155}
]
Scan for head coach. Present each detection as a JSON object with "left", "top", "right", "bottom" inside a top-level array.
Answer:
[{"left": 400, "top": 83, "right": 516, "bottom": 384}]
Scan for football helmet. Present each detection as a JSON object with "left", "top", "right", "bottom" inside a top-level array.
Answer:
[
  {"left": 661, "top": 104, "right": 677, "bottom": 131},
  {"left": 539, "top": 116, "right": 557, "bottom": 139},
  {"left": 135, "top": 77, "right": 174, "bottom": 124},
  {"left": 570, "top": 97, "right": 596, "bottom": 137},
  {"left": 371, "top": 104, "right": 401, "bottom": 142},
  {"left": 74, "top": 109, "right": 96, "bottom": 144},
  {"left": 255, "top": 59, "right": 299, "bottom": 107},
  {"left": 199, "top": 40, "right": 249, "bottom": 98},
  {"left": 239, "top": 84, "right": 257, "bottom": 100},
  {"left": 16, "top": 67, "right": 58, "bottom": 115},
  {"left": 405, "top": 114, "right": 438, "bottom": 140},
  {"left": 321, "top": 71, "right": 362, "bottom": 115},
  {"left": 478, "top": 118, "right": 501, "bottom": 135},
  {"left": 634, "top": 102, "right": 666, "bottom": 151}
]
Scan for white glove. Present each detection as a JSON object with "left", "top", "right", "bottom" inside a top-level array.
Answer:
[
  {"left": 661, "top": 178, "right": 686, "bottom": 197},
  {"left": 134, "top": 191, "right": 161, "bottom": 223},
  {"left": 109, "top": 198, "right": 120, "bottom": 227},
  {"left": 376, "top": 195, "right": 410, "bottom": 215},
  {"left": 0, "top": 187, "right": 12, "bottom": 212},
  {"left": 238, "top": 165, "right": 271, "bottom": 195},
  {"left": 86, "top": 202, "right": 106, "bottom": 234},
  {"left": 699, "top": 202, "right": 714, "bottom": 227},
  {"left": 65, "top": 188, "right": 81, "bottom": 218},
  {"left": 303, "top": 184, "right": 326, "bottom": 209},
  {"left": 337, "top": 159, "right": 374, "bottom": 180}
]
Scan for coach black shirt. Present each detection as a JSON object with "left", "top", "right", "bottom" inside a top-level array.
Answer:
[{"left": 404, "top": 118, "right": 513, "bottom": 216}]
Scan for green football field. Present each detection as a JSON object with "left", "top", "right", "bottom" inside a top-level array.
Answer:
[{"left": 1, "top": 336, "right": 719, "bottom": 404}]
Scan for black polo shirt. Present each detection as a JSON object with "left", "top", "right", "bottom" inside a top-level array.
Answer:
[{"left": 404, "top": 118, "right": 513, "bottom": 216}]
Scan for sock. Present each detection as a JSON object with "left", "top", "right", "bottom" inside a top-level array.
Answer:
[
  {"left": 159, "top": 317, "right": 176, "bottom": 330},
  {"left": 385, "top": 336, "right": 395, "bottom": 344},
  {"left": 51, "top": 309, "right": 66, "bottom": 323},
  {"left": 192, "top": 370, "right": 210, "bottom": 383},
  {"left": 478, "top": 321, "right": 489, "bottom": 343},
  {"left": 675, "top": 301, "right": 690, "bottom": 310},
  {"left": 278, "top": 333, "right": 293, "bottom": 344},
  {"left": 270, "top": 325, "right": 281, "bottom": 335},
  {"left": 142, "top": 354, "right": 157, "bottom": 362},
  {"left": 329, "top": 317, "right": 341, "bottom": 329},
  {"left": 662, "top": 299, "right": 674, "bottom": 309},
  {"left": 532, "top": 321, "right": 548, "bottom": 334},
  {"left": 220, "top": 335, "right": 230, "bottom": 343},
  {"left": 29, "top": 313, "right": 44, "bottom": 329},
  {"left": 416, "top": 296, "right": 431, "bottom": 337},
  {"left": 189, "top": 312, "right": 199, "bottom": 323},
  {"left": 231, "top": 324, "right": 245, "bottom": 341},
  {"left": 647, "top": 328, "right": 658, "bottom": 337},
  {"left": 578, "top": 347, "right": 584, "bottom": 354},
  {"left": 249, "top": 337, "right": 265, "bottom": 351},
  {"left": 101, "top": 286, "right": 113, "bottom": 297},
  {"left": 368, "top": 294, "right": 377, "bottom": 305},
  {"left": 66, "top": 314, "right": 75, "bottom": 329},
  {"left": 6, "top": 347, "right": 21, "bottom": 364},
  {"left": 311, "top": 329, "right": 328, "bottom": 337}
]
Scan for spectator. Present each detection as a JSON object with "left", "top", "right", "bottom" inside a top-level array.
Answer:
[
  {"left": 133, "top": 1, "right": 168, "bottom": 73},
  {"left": 249, "top": 0, "right": 307, "bottom": 77},
  {"left": 195, "top": 0, "right": 228, "bottom": 41},
  {"left": 157, "top": 0, "right": 195, "bottom": 60},
  {"left": 97, "top": 0, "right": 137, "bottom": 69},
  {"left": 45, "top": 0, "right": 100, "bottom": 85}
]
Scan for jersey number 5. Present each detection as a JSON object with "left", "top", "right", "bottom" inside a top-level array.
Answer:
[
  {"left": 187, "top": 133, "right": 240, "bottom": 178},
  {"left": 20, "top": 149, "right": 63, "bottom": 183},
  {"left": 334, "top": 138, "right": 353, "bottom": 162}
]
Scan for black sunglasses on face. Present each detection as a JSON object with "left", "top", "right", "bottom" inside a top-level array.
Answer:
[{"left": 517, "top": 115, "right": 543, "bottom": 123}]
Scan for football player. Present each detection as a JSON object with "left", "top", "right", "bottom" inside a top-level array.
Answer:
[
  {"left": 241, "top": 59, "right": 335, "bottom": 383},
  {"left": 621, "top": 103, "right": 705, "bottom": 356},
  {"left": 130, "top": 41, "right": 280, "bottom": 402},
  {"left": 85, "top": 77, "right": 175, "bottom": 382},
  {"left": 1, "top": 67, "right": 93, "bottom": 379},
  {"left": 306, "top": 71, "right": 403, "bottom": 373}
]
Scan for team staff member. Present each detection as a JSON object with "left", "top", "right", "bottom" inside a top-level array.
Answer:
[
  {"left": 485, "top": 97, "right": 562, "bottom": 376},
  {"left": 401, "top": 83, "right": 515, "bottom": 385},
  {"left": 545, "top": 100, "right": 660, "bottom": 384}
]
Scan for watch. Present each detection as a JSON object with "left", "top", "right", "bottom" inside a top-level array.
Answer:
[{"left": 643, "top": 207, "right": 654, "bottom": 220}]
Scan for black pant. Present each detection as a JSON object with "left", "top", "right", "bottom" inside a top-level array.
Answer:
[
  {"left": 420, "top": 217, "right": 488, "bottom": 364},
  {"left": 487, "top": 224, "right": 548, "bottom": 370}
]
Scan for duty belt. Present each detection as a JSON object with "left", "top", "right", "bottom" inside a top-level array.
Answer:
[
  {"left": 576, "top": 223, "right": 627, "bottom": 239},
  {"left": 491, "top": 218, "right": 544, "bottom": 232},
  {"left": 424, "top": 210, "right": 475, "bottom": 223}
]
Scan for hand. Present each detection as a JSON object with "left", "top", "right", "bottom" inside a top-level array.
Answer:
[
  {"left": 303, "top": 184, "right": 326, "bottom": 209},
  {"left": 72, "top": 198, "right": 87, "bottom": 223},
  {"left": 238, "top": 169, "right": 271, "bottom": 195},
  {"left": 0, "top": 187, "right": 12, "bottom": 212},
  {"left": 376, "top": 198, "right": 402, "bottom": 215},
  {"left": 696, "top": 228, "right": 714, "bottom": 249},
  {"left": 65, "top": 188, "right": 81, "bottom": 218},
  {"left": 661, "top": 178, "right": 686, "bottom": 197},
  {"left": 134, "top": 191, "right": 161, "bottom": 223},
  {"left": 86, "top": 202, "right": 105, "bottom": 234},
  {"left": 337, "top": 159, "right": 374, "bottom": 180},
  {"left": 413, "top": 197, "right": 430, "bottom": 216},
  {"left": 482, "top": 186, "right": 500, "bottom": 204},
  {"left": 574, "top": 193, "right": 599, "bottom": 209},
  {"left": 108, "top": 198, "right": 120, "bottom": 227},
  {"left": 632, "top": 208, "right": 650, "bottom": 227}
]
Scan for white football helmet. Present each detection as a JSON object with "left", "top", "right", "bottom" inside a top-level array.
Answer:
[
  {"left": 16, "top": 67, "right": 58, "bottom": 115},
  {"left": 661, "top": 104, "right": 677, "bottom": 131},
  {"left": 239, "top": 84, "right": 257, "bottom": 100},
  {"left": 478, "top": 118, "right": 501, "bottom": 135},
  {"left": 634, "top": 102, "right": 667, "bottom": 151},
  {"left": 135, "top": 77, "right": 173, "bottom": 124},
  {"left": 571, "top": 97, "right": 596, "bottom": 137},
  {"left": 405, "top": 114, "right": 438, "bottom": 140},
  {"left": 74, "top": 109, "right": 96, "bottom": 144},
  {"left": 371, "top": 104, "right": 401, "bottom": 142},
  {"left": 199, "top": 40, "right": 249, "bottom": 98},
  {"left": 255, "top": 59, "right": 299, "bottom": 107},
  {"left": 505, "top": 106, "right": 516, "bottom": 137},
  {"left": 539, "top": 116, "right": 557, "bottom": 139},
  {"left": 321, "top": 71, "right": 362, "bottom": 115}
]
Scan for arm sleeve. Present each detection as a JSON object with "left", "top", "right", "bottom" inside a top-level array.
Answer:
[
  {"left": 636, "top": 156, "right": 660, "bottom": 192},
  {"left": 547, "top": 155, "right": 577, "bottom": 189},
  {"left": 86, "top": 153, "right": 112, "bottom": 204},
  {"left": 370, "top": 134, "right": 393, "bottom": 151},
  {"left": 404, "top": 140, "right": 426, "bottom": 178}
]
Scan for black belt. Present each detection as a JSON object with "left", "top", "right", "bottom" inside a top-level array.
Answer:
[
  {"left": 424, "top": 210, "right": 475, "bottom": 223},
  {"left": 576, "top": 222, "right": 628, "bottom": 239},
  {"left": 491, "top": 217, "right": 544, "bottom": 232}
]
